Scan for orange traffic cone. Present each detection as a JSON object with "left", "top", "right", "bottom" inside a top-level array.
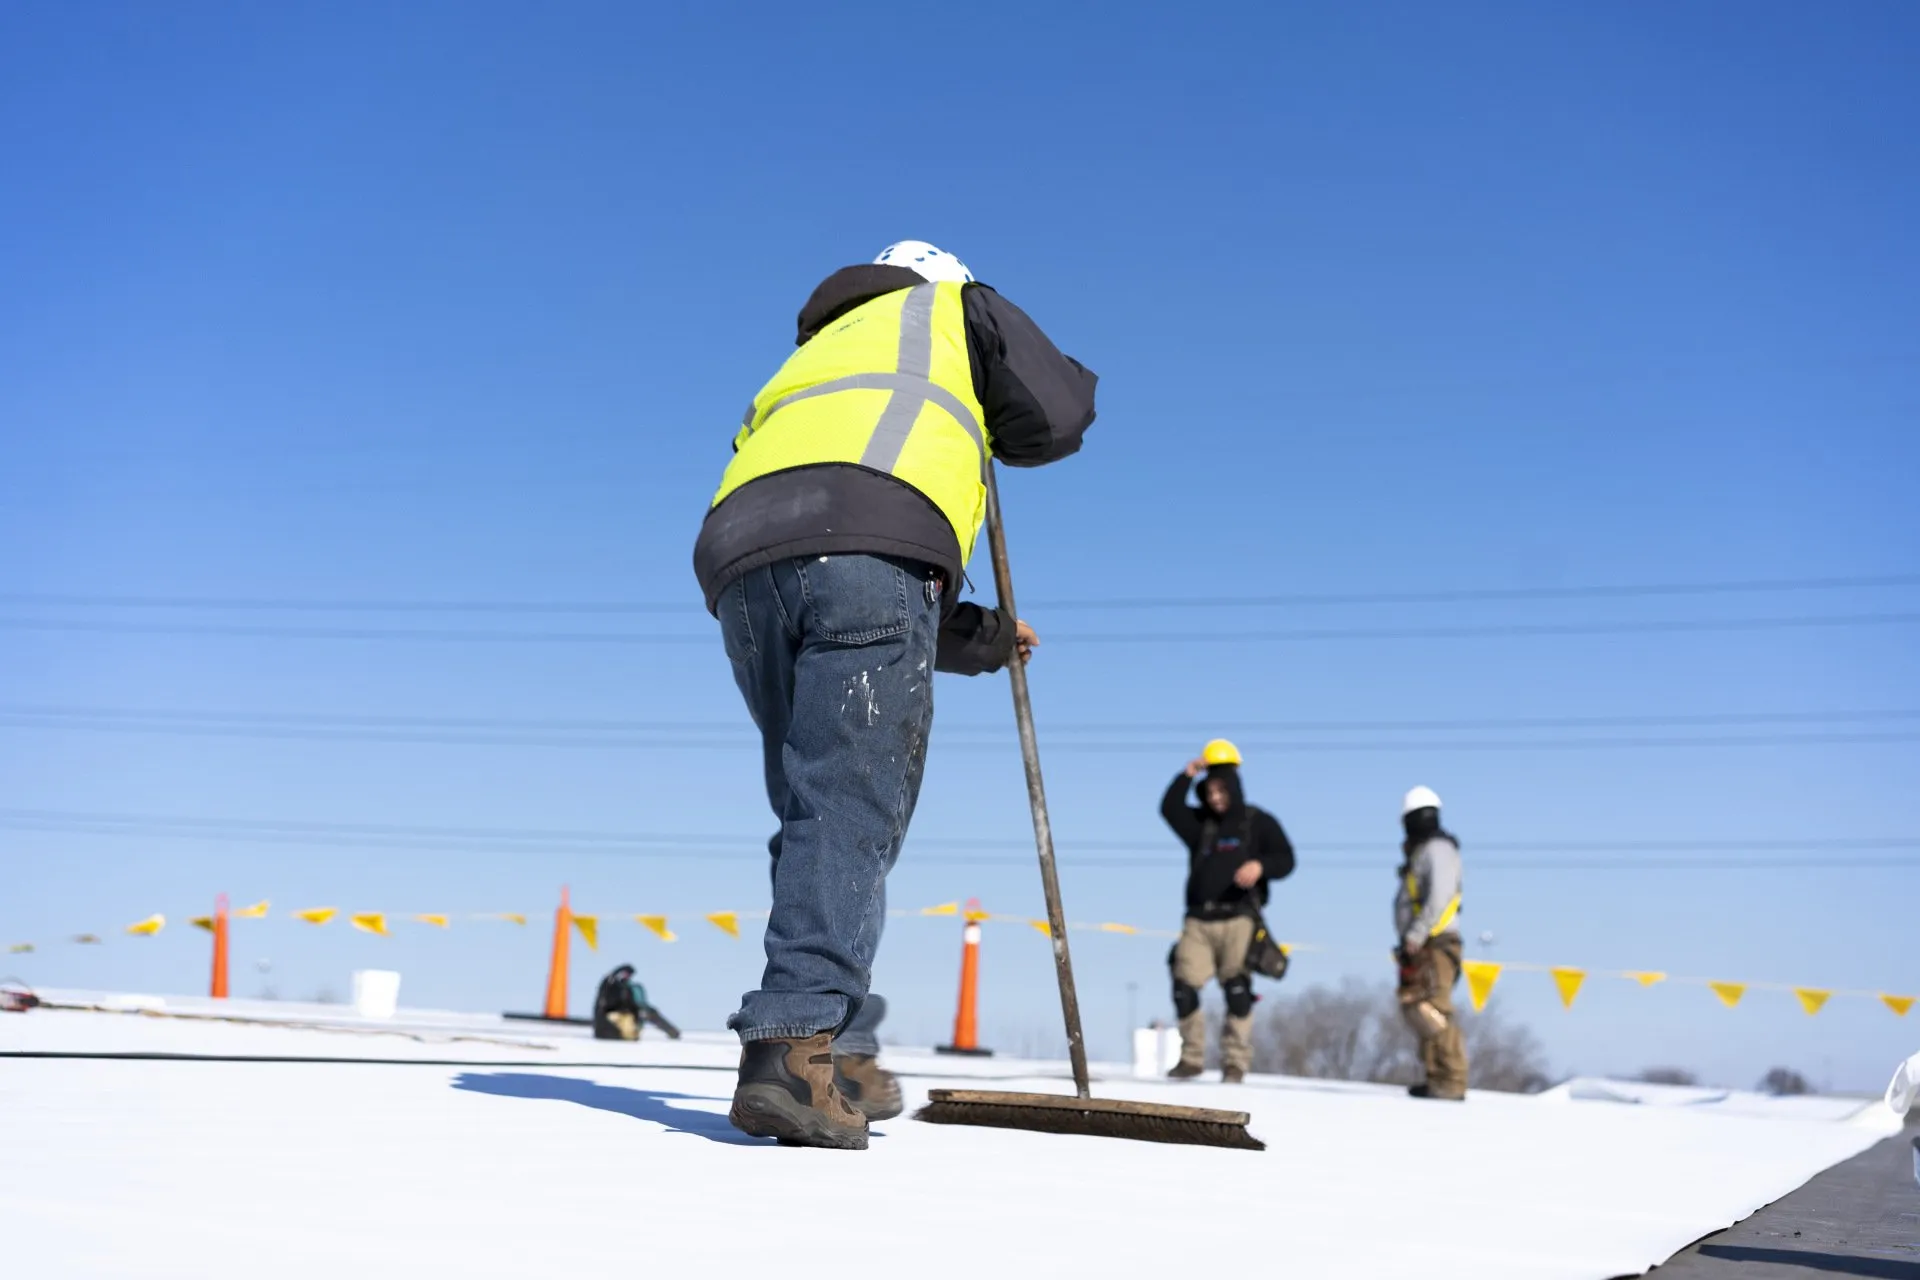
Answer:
[
  {"left": 209, "top": 893, "right": 230, "bottom": 999},
  {"left": 543, "top": 886, "right": 572, "bottom": 1020},
  {"left": 936, "top": 899, "right": 994, "bottom": 1057}
]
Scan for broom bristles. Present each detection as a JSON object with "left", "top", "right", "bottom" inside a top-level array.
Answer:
[{"left": 913, "top": 1090, "right": 1265, "bottom": 1152}]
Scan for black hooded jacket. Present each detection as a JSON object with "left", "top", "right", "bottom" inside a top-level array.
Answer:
[
  {"left": 692, "top": 264, "right": 1098, "bottom": 676},
  {"left": 1161, "top": 767, "right": 1296, "bottom": 920}
]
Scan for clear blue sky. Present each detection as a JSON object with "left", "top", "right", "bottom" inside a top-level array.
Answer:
[{"left": 3, "top": 0, "right": 1915, "bottom": 1091}]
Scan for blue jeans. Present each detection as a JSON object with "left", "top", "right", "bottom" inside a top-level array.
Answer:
[
  {"left": 718, "top": 554, "right": 941, "bottom": 1043},
  {"left": 756, "top": 824, "right": 890, "bottom": 1058},
  {"left": 835, "top": 993, "right": 887, "bottom": 1058}
]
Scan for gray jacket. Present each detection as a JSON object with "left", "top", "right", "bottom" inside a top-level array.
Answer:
[{"left": 1394, "top": 836, "right": 1463, "bottom": 950}]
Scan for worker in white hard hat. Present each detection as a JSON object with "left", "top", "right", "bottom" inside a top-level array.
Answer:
[
  {"left": 694, "top": 242, "right": 1098, "bottom": 1148},
  {"left": 1160, "top": 739, "right": 1296, "bottom": 1083},
  {"left": 1394, "top": 786, "right": 1468, "bottom": 1100}
]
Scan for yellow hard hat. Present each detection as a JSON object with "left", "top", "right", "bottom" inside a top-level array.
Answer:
[{"left": 1202, "top": 738, "right": 1242, "bottom": 767}]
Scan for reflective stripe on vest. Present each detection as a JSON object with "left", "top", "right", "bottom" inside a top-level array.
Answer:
[
  {"left": 715, "top": 282, "right": 990, "bottom": 559},
  {"left": 1404, "top": 871, "right": 1462, "bottom": 938}
]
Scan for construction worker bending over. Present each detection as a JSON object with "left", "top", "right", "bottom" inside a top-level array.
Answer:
[
  {"left": 694, "top": 241, "right": 1097, "bottom": 1149},
  {"left": 1394, "top": 786, "right": 1468, "bottom": 1100},
  {"left": 1160, "top": 741, "right": 1296, "bottom": 1083},
  {"left": 592, "top": 964, "right": 681, "bottom": 1041}
]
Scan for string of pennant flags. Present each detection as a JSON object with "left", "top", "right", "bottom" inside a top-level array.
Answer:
[{"left": 9, "top": 899, "right": 1912, "bottom": 1020}]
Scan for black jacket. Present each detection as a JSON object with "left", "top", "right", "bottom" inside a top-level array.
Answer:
[
  {"left": 1161, "top": 768, "right": 1296, "bottom": 921},
  {"left": 693, "top": 264, "right": 1097, "bottom": 676}
]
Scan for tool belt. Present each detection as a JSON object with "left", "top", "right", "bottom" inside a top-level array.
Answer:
[
  {"left": 1190, "top": 896, "right": 1260, "bottom": 922},
  {"left": 1245, "top": 909, "right": 1289, "bottom": 982},
  {"left": 1394, "top": 935, "right": 1461, "bottom": 1037},
  {"left": 1395, "top": 948, "right": 1442, "bottom": 1036}
]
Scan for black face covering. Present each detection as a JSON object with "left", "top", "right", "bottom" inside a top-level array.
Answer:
[
  {"left": 1200, "top": 765, "right": 1247, "bottom": 820},
  {"left": 1402, "top": 806, "right": 1442, "bottom": 845}
]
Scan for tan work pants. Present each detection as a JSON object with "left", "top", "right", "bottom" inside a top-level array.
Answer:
[
  {"left": 1173, "top": 915, "right": 1257, "bottom": 1073},
  {"left": 1398, "top": 934, "right": 1468, "bottom": 1097}
]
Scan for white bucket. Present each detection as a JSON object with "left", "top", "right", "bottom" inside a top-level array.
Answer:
[
  {"left": 351, "top": 969, "right": 401, "bottom": 1019},
  {"left": 1132, "top": 1025, "right": 1181, "bottom": 1078}
]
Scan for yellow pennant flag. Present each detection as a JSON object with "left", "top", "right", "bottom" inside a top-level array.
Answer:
[
  {"left": 350, "top": 913, "right": 389, "bottom": 937},
  {"left": 493, "top": 912, "right": 527, "bottom": 926},
  {"left": 963, "top": 907, "right": 992, "bottom": 923},
  {"left": 1099, "top": 923, "right": 1138, "bottom": 935},
  {"left": 73, "top": 934, "right": 102, "bottom": 945},
  {"left": 1624, "top": 971, "right": 1667, "bottom": 987},
  {"left": 233, "top": 900, "right": 270, "bottom": 919},
  {"left": 1462, "top": 960, "right": 1501, "bottom": 1011},
  {"left": 294, "top": 907, "right": 337, "bottom": 926},
  {"left": 6, "top": 943, "right": 32, "bottom": 954},
  {"left": 634, "top": 915, "right": 677, "bottom": 942},
  {"left": 920, "top": 902, "right": 959, "bottom": 916},
  {"left": 1029, "top": 919, "right": 1052, "bottom": 936},
  {"left": 1708, "top": 981, "right": 1746, "bottom": 1008},
  {"left": 125, "top": 915, "right": 165, "bottom": 937},
  {"left": 1793, "top": 988, "right": 1831, "bottom": 1016},
  {"left": 1550, "top": 967, "right": 1587, "bottom": 1009},
  {"left": 572, "top": 915, "right": 599, "bottom": 950},
  {"left": 707, "top": 911, "right": 741, "bottom": 938},
  {"left": 414, "top": 914, "right": 450, "bottom": 929},
  {"left": 190, "top": 916, "right": 215, "bottom": 932},
  {"left": 1882, "top": 994, "right": 1915, "bottom": 1017}
]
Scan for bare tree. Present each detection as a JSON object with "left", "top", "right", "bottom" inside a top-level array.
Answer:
[
  {"left": 1251, "top": 978, "right": 1419, "bottom": 1084},
  {"left": 1758, "top": 1066, "right": 1813, "bottom": 1096},
  {"left": 1247, "top": 979, "right": 1552, "bottom": 1093},
  {"left": 1462, "top": 1001, "right": 1552, "bottom": 1093},
  {"left": 1635, "top": 1066, "right": 1699, "bottom": 1086}
]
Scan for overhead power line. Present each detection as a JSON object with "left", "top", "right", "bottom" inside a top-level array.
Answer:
[
  {"left": 0, "top": 834, "right": 1909, "bottom": 873},
  {"left": 2, "top": 810, "right": 1910, "bottom": 868},
  {"left": 2, "top": 572, "right": 1914, "bottom": 615},
  {"left": 6, "top": 703, "right": 1918, "bottom": 734},
  {"left": 2, "top": 611, "right": 1917, "bottom": 645},
  {"left": 0, "top": 713, "right": 1911, "bottom": 753}
]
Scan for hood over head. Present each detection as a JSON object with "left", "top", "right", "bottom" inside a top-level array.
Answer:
[
  {"left": 1199, "top": 763, "right": 1246, "bottom": 819},
  {"left": 794, "top": 264, "right": 930, "bottom": 345}
]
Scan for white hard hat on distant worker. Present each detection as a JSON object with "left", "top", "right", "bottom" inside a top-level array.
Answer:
[
  {"left": 1202, "top": 739, "right": 1242, "bottom": 767},
  {"left": 874, "top": 240, "right": 974, "bottom": 284},
  {"left": 1402, "top": 785, "right": 1443, "bottom": 815}
]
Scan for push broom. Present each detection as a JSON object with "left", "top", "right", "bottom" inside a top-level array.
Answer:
[{"left": 913, "top": 465, "right": 1264, "bottom": 1152}]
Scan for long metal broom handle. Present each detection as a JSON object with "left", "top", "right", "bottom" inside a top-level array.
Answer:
[{"left": 983, "top": 462, "right": 1093, "bottom": 1099}]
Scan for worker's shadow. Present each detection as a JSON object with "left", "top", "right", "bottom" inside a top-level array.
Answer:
[
  {"left": 453, "top": 1072, "right": 767, "bottom": 1146},
  {"left": 1694, "top": 1246, "right": 1920, "bottom": 1278}
]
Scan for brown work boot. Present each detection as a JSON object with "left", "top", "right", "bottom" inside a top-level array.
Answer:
[
  {"left": 1222, "top": 1067, "right": 1246, "bottom": 1085},
  {"left": 1408, "top": 1083, "right": 1465, "bottom": 1101},
  {"left": 833, "top": 1054, "right": 904, "bottom": 1121},
  {"left": 730, "top": 1034, "right": 869, "bottom": 1149},
  {"left": 1167, "top": 1061, "right": 1205, "bottom": 1079}
]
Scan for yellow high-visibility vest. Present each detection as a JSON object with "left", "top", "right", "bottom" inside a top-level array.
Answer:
[
  {"left": 713, "top": 281, "right": 991, "bottom": 561},
  {"left": 1404, "top": 870, "right": 1462, "bottom": 937}
]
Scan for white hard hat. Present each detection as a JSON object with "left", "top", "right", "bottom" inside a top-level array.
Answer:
[
  {"left": 1402, "top": 785, "right": 1443, "bottom": 815},
  {"left": 874, "top": 240, "right": 974, "bottom": 284}
]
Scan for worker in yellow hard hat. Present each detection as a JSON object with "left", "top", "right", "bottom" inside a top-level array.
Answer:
[{"left": 1159, "top": 740, "right": 1296, "bottom": 1083}]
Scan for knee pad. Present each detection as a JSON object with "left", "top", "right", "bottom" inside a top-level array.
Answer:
[
  {"left": 1223, "top": 975, "right": 1255, "bottom": 1018},
  {"left": 1171, "top": 979, "right": 1201, "bottom": 1019}
]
